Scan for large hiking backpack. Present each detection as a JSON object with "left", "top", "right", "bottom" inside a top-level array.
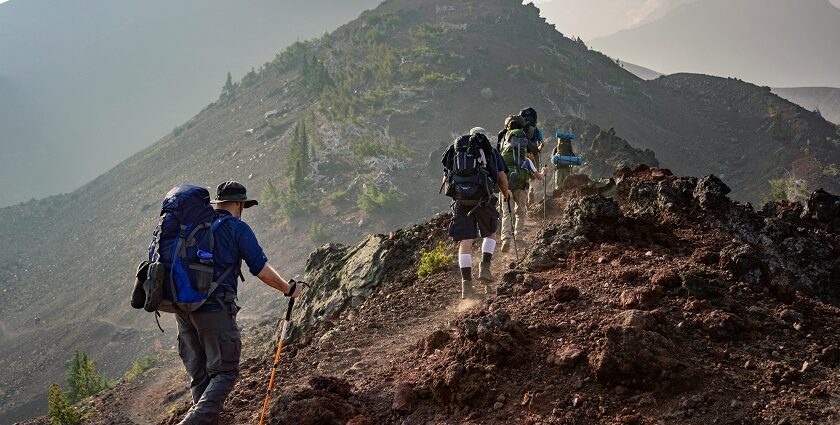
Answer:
[
  {"left": 443, "top": 134, "right": 493, "bottom": 205},
  {"left": 501, "top": 129, "right": 531, "bottom": 190},
  {"left": 134, "top": 185, "right": 238, "bottom": 315}
]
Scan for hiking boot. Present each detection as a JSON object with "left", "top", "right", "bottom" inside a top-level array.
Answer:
[
  {"left": 461, "top": 280, "right": 477, "bottom": 299},
  {"left": 500, "top": 240, "right": 511, "bottom": 253},
  {"left": 478, "top": 261, "right": 495, "bottom": 283}
]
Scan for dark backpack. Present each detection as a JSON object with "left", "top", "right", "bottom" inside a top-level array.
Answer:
[
  {"left": 501, "top": 129, "right": 531, "bottom": 190},
  {"left": 134, "top": 185, "right": 238, "bottom": 316},
  {"left": 442, "top": 134, "right": 494, "bottom": 205}
]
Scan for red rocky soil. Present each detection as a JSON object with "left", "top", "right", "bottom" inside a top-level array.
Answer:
[{"left": 37, "top": 166, "right": 840, "bottom": 425}]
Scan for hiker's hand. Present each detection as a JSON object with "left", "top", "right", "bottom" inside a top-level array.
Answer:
[
  {"left": 504, "top": 189, "right": 513, "bottom": 200},
  {"left": 285, "top": 279, "right": 304, "bottom": 298}
]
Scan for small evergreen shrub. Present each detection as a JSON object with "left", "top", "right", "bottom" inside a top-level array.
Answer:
[
  {"left": 48, "top": 383, "right": 81, "bottom": 425},
  {"left": 356, "top": 185, "right": 401, "bottom": 214},
  {"left": 417, "top": 242, "right": 454, "bottom": 278},
  {"left": 309, "top": 222, "right": 329, "bottom": 244},
  {"left": 124, "top": 354, "right": 157, "bottom": 380}
]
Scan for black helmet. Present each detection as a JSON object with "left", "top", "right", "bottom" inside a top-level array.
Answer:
[{"left": 519, "top": 107, "right": 537, "bottom": 126}]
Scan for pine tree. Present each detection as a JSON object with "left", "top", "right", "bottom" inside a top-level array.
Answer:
[
  {"left": 261, "top": 179, "right": 280, "bottom": 210},
  {"left": 222, "top": 71, "right": 235, "bottom": 98},
  {"left": 276, "top": 120, "right": 317, "bottom": 218},
  {"left": 65, "top": 351, "right": 82, "bottom": 403},
  {"left": 288, "top": 122, "right": 310, "bottom": 194},
  {"left": 48, "top": 383, "right": 81, "bottom": 425},
  {"left": 66, "top": 350, "right": 108, "bottom": 403}
]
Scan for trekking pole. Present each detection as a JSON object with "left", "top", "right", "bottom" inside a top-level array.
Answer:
[
  {"left": 259, "top": 296, "right": 296, "bottom": 425},
  {"left": 542, "top": 150, "right": 547, "bottom": 222},
  {"left": 506, "top": 197, "right": 519, "bottom": 261}
]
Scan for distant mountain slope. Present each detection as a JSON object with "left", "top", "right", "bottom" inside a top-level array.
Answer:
[
  {"left": 531, "top": 0, "right": 697, "bottom": 40},
  {"left": 773, "top": 87, "right": 840, "bottom": 125},
  {"left": 589, "top": 0, "right": 840, "bottom": 88},
  {"left": 1, "top": 0, "right": 839, "bottom": 421},
  {"left": 0, "top": 0, "right": 381, "bottom": 207},
  {"left": 618, "top": 61, "right": 664, "bottom": 80}
]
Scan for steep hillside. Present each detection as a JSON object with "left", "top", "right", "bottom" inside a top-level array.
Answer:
[
  {"left": 774, "top": 87, "right": 840, "bottom": 125},
  {"left": 0, "top": 0, "right": 381, "bottom": 207},
  {"left": 2, "top": 0, "right": 839, "bottom": 421},
  {"left": 46, "top": 166, "right": 840, "bottom": 424},
  {"left": 589, "top": 0, "right": 840, "bottom": 88}
]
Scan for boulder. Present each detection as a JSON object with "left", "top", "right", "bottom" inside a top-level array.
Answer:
[
  {"left": 719, "top": 244, "right": 768, "bottom": 285},
  {"left": 693, "top": 175, "right": 731, "bottom": 210},
  {"left": 804, "top": 189, "right": 840, "bottom": 232}
]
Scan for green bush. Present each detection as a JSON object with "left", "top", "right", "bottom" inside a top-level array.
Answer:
[
  {"left": 419, "top": 72, "right": 461, "bottom": 86},
  {"left": 768, "top": 177, "right": 808, "bottom": 202},
  {"left": 309, "top": 222, "right": 329, "bottom": 244},
  {"left": 417, "top": 242, "right": 454, "bottom": 278},
  {"left": 356, "top": 185, "right": 401, "bottom": 214},
  {"left": 124, "top": 354, "right": 157, "bottom": 380},
  {"left": 324, "top": 189, "right": 349, "bottom": 205},
  {"left": 351, "top": 133, "right": 410, "bottom": 160}
]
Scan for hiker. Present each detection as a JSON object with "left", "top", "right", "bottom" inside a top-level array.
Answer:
[
  {"left": 498, "top": 115, "right": 539, "bottom": 252},
  {"left": 441, "top": 128, "right": 511, "bottom": 298},
  {"left": 520, "top": 107, "right": 546, "bottom": 203},
  {"left": 553, "top": 133, "right": 577, "bottom": 191},
  {"left": 175, "top": 181, "right": 303, "bottom": 425}
]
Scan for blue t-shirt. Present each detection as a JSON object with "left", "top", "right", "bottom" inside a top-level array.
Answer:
[
  {"left": 197, "top": 210, "right": 268, "bottom": 311},
  {"left": 535, "top": 127, "right": 544, "bottom": 143}
]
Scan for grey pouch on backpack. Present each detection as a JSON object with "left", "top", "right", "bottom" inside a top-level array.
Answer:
[
  {"left": 143, "top": 262, "right": 166, "bottom": 312},
  {"left": 131, "top": 261, "right": 151, "bottom": 309}
]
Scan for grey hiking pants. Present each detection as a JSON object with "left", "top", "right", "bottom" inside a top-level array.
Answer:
[
  {"left": 554, "top": 166, "right": 571, "bottom": 191},
  {"left": 175, "top": 309, "right": 241, "bottom": 425},
  {"left": 501, "top": 189, "right": 528, "bottom": 241}
]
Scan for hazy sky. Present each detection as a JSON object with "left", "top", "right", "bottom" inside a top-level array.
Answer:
[{"left": 532, "top": 0, "right": 840, "bottom": 40}]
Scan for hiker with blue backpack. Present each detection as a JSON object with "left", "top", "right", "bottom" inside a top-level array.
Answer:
[
  {"left": 441, "top": 127, "right": 512, "bottom": 298},
  {"left": 552, "top": 132, "right": 578, "bottom": 191},
  {"left": 132, "top": 181, "right": 303, "bottom": 425}
]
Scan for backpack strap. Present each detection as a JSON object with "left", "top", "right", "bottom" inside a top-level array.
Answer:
[{"left": 210, "top": 215, "right": 246, "bottom": 286}]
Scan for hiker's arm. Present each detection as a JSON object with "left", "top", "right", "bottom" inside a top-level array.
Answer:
[
  {"left": 497, "top": 172, "right": 512, "bottom": 199},
  {"left": 257, "top": 264, "right": 302, "bottom": 298}
]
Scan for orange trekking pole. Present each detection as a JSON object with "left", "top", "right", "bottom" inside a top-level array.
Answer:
[{"left": 259, "top": 296, "right": 296, "bottom": 425}]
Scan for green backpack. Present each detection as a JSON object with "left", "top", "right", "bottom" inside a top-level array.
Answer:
[{"left": 501, "top": 129, "right": 531, "bottom": 190}]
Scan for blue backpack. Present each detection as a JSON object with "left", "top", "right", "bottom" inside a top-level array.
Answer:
[{"left": 137, "top": 185, "right": 238, "bottom": 315}]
